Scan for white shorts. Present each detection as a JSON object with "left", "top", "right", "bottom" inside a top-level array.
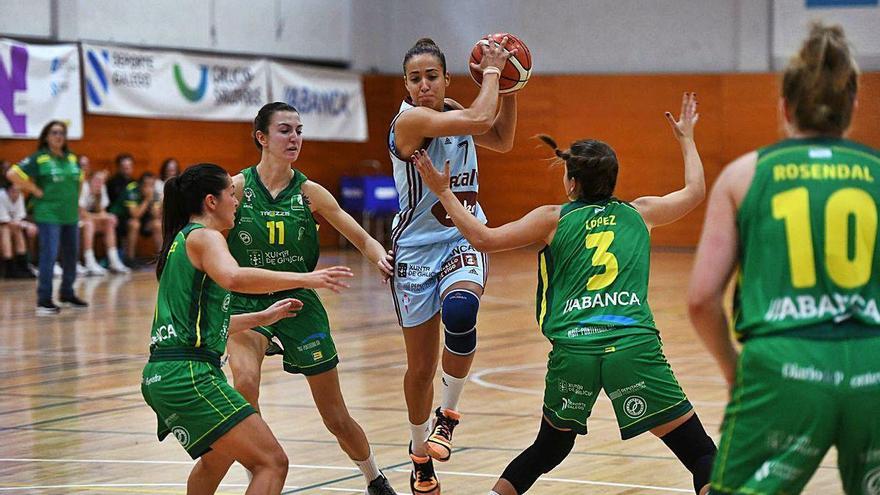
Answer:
[{"left": 391, "top": 237, "right": 488, "bottom": 328}]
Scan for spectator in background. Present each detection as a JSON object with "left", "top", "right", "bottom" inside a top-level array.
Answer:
[
  {"left": 79, "top": 170, "right": 130, "bottom": 274},
  {"left": 78, "top": 155, "right": 92, "bottom": 176},
  {"left": 107, "top": 153, "right": 135, "bottom": 206},
  {"left": 0, "top": 178, "right": 37, "bottom": 279},
  {"left": 109, "top": 172, "right": 162, "bottom": 265},
  {"left": 154, "top": 158, "right": 179, "bottom": 201},
  {"left": 5, "top": 120, "right": 88, "bottom": 315}
]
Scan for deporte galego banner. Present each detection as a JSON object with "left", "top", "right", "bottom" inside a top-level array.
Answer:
[
  {"left": 270, "top": 62, "right": 368, "bottom": 142},
  {"left": 82, "top": 42, "right": 268, "bottom": 121},
  {"left": 0, "top": 39, "right": 83, "bottom": 139}
]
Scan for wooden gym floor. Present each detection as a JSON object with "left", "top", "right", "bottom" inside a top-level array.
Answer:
[{"left": 0, "top": 248, "right": 843, "bottom": 494}]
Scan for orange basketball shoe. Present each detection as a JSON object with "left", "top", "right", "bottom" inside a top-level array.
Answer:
[{"left": 426, "top": 407, "right": 460, "bottom": 462}]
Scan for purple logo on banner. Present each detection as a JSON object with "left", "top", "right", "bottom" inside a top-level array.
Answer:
[{"left": 0, "top": 45, "right": 28, "bottom": 134}]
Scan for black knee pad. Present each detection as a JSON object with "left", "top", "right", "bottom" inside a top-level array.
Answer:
[
  {"left": 501, "top": 418, "right": 577, "bottom": 493},
  {"left": 660, "top": 413, "right": 717, "bottom": 494},
  {"left": 442, "top": 289, "right": 479, "bottom": 355}
]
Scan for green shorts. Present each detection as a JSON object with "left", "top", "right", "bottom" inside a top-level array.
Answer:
[
  {"left": 711, "top": 333, "right": 880, "bottom": 495},
  {"left": 230, "top": 288, "right": 338, "bottom": 376},
  {"left": 543, "top": 334, "right": 692, "bottom": 438},
  {"left": 141, "top": 352, "right": 256, "bottom": 459}
]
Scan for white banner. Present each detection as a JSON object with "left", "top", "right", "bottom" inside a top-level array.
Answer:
[
  {"left": 269, "top": 62, "right": 367, "bottom": 142},
  {"left": 0, "top": 39, "right": 82, "bottom": 139},
  {"left": 82, "top": 43, "right": 268, "bottom": 121}
]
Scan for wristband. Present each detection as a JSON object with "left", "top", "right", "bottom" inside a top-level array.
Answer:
[{"left": 482, "top": 67, "right": 501, "bottom": 77}]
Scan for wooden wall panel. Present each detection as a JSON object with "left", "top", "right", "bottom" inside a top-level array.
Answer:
[{"left": 2, "top": 73, "right": 877, "bottom": 249}]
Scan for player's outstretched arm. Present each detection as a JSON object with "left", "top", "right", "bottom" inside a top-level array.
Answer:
[
  {"left": 229, "top": 298, "right": 303, "bottom": 335},
  {"left": 302, "top": 181, "right": 393, "bottom": 280},
  {"left": 186, "top": 228, "right": 353, "bottom": 294},
  {"left": 632, "top": 92, "right": 706, "bottom": 229},
  {"left": 412, "top": 149, "right": 557, "bottom": 252}
]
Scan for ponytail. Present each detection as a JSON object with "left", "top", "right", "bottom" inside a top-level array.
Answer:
[
  {"left": 782, "top": 21, "right": 858, "bottom": 135},
  {"left": 536, "top": 134, "right": 619, "bottom": 202},
  {"left": 156, "top": 164, "right": 229, "bottom": 279}
]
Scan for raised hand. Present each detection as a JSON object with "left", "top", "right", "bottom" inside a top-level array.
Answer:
[
  {"left": 665, "top": 92, "right": 699, "bottom": 140},
  {"left": 411, "top": 149, "right": 450, "bottom": 196},
  {"left": 301, "top": 266, "right": 354, "bottom": 293},
  {"left": 469, "top": 35, "right": 517, "bottom": 74}
]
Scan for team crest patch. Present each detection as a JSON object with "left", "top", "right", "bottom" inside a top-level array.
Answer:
[
  {"left": 171, "top": 426, "right": 190, "bottom": 447},
  {"left": 222, "top": 294, "right": 231, "bottom": 312},
  {"left": 243, "top": 188, "right": 255, "bottom": 202},
  {"left": 238, "top": 231, "right": 252, "bottom": 245},
  {"left": 623, "top": 396, "right": 647, "bottom": 419}
]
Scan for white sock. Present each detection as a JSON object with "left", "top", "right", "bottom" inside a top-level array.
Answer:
[
  {"left": 354, "top": 451, "right": 381, "bottom": 483},
  {"left": 410, "top": 419, "right": 432, "bottom": 457},
  {"left": 84, "top": 249, "right": 98, "bottom": 266},
  {"left": 107, "top": 248, "right": 124, "bottom": 267},
  {"left": 440, "top": 371, "right": 467, "bottom": 412}
]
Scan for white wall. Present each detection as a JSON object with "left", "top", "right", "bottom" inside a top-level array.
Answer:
[
  {"left": 0, "top": 0, "right": 52, "bottom": 38},
  {"left": 3, "top": 0, "right": 351, "bottom": 63},
  {"left": 773, "top": 0, "right": 880, "bottom": 70},
  {"left": 364, "top": 0, "right": 772, "bottom": 74},
  {"left": 2, "top": 0, "right": 877, "bottom": 73}
]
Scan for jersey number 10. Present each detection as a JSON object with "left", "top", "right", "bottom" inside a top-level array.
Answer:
[{"left": 772, "top": 186, "right": 877, "bottom": 289}]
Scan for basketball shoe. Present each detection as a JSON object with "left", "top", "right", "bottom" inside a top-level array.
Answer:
[
  {"left": 426, "top": 407, "right": 460, "bottom": 462},
  {"left": 409, "top": 443, "right": 440, "bottom": 494}
]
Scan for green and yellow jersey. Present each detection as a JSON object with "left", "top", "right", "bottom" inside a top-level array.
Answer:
[
  {"left": 11, "top": 149, "right": 81, "bottom": 224},
  {"left": 537, "top": 199, "right": 657, "bottom": 350},
  {"left": 150, "top": 223, "right": 231, "bottom": 357},
  {"left": 227, "top": 166, "right": 319, "bottom": 297},
  {"left": 735, "top": 137, "right": 880, "bottom": 339}
]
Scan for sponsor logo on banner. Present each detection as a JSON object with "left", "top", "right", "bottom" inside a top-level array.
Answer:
[
  {"left": 269, "top": 62, "right": 367, "bottom": 142},
  {"left": 1, "top": 39, "right": 82, "bottom": 139},
  {"left": 82, "top": 42, "right": 267, "bottom": 121}
]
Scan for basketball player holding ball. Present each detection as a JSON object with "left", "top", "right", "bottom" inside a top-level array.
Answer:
[{"left": 389, "top": 35, "right": 524, "bottom": 494}]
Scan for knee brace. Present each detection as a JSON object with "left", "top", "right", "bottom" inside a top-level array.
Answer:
[
  {"left": 501, "top": 418, "right": 577, "bottom": 494},
  {"left": 660, "top": 413, "right": 717, "bottom": 494},
  {"left": 441, "top": 289, "right": 479, "bottom": 356}
]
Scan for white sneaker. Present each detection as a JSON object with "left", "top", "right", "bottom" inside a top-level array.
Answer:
[
  {"left": 76, "top": 263, "right": 88, "bottom": 276},
  {"left": 86, "top": 263, "right": 108, "bottom": 276},
  {"left": 53, "top": 263, "right": 63, "bottom": 277},
  {"left": 109, "top": 262, "right": 131, "bottom": 274}
]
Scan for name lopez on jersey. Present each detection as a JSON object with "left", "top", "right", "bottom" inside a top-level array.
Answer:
[{"left": 563, "top": 291, "right": 642, "bottom": 314}]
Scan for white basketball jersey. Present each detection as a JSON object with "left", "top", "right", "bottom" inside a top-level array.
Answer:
[{"left": 388, "top": 99, "right": 486, "bottom": 248}]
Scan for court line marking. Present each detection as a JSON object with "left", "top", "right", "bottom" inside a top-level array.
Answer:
[
  {"left": 0, "top": 462, "right": 693, "bottom": 494},
  {"left": 470, "top": 363, "right": 728, "bottom": 407}
]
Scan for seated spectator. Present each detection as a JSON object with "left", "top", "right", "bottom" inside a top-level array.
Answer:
[
  {"left": 106, "top": 153, "right": 134, "bottom": 207},
  {"left": 0, "top": 180, "right": 37, "bottom": 279},
  {"left": 154, "top": 158, "right": 179, "bottom": 201},
  {"left": 79, "top": 170, "right": 130, "bottom": 274},
  {"left": 109, "top": 172, "right": 162, "bottom": 264}
]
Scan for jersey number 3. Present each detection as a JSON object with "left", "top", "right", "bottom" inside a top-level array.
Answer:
[
  {"left": 585, "top": 231, "right": 619, "bottom": 290},
  {"left": 772, "top": 187, "right": 877, "bottom": 289}
]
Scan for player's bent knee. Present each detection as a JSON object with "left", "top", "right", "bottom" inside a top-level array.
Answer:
[
  {"left": 442, "top": 289, "right": 480, "bottom": 355},
  {"left": 501, "top": 419, "right": 577, "bottom": 493}
]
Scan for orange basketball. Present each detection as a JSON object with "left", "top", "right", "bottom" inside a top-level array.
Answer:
[{"left": 469, "top": 33, "right": 532, "bottom": 94}]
